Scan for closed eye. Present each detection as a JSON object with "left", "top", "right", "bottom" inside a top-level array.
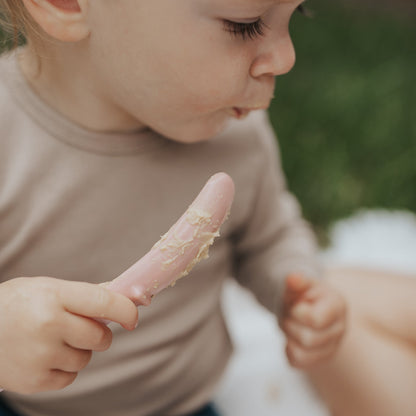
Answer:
[
  {"left": 223, "top": 4, "right": 310, "bottom": 41},
  {"left": 223, "top": 19, "right": 268, "bottom": 41}
]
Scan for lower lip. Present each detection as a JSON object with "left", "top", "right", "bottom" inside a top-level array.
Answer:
[{"left": 228, "top": 107, "right": 252, "bottom": 120}]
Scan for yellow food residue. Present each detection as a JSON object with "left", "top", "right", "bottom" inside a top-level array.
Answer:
[{"left": 152, "top": 207, "right": 222, "bottom": 287}]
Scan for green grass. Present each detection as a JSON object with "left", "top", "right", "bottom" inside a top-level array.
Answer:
[
  {"left": 1, "top": 3, "right": 415, "bottom": 243},
  {"left": 269, "top": 0, "right": 416, "bottom": 242}
]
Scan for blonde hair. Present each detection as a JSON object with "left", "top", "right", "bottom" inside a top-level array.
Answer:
[{"left": 0, "top": 0, "right": 35, "bottom": 50}]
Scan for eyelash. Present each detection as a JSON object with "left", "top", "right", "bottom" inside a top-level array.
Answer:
[
  {"left": 223, "top": 19, "right": 267, "bottom": 41},
  {"left": 223, "top": 5, "right": 307, "bottom": 41}
]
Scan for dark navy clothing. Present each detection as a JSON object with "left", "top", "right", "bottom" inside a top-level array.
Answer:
[{"left": 0, "top": 396, "right": 220, "bottom": 416}]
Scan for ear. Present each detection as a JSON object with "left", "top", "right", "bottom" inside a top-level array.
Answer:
[{"left": 22, "top": 0, "right": 90, "bottom": 42}]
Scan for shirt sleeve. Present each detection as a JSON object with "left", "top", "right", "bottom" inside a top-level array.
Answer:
[{"left": 231, "top": 111, "right": 322, "bottom": 318}]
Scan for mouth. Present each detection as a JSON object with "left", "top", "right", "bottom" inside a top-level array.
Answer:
[{"left": 227, "top": 105, "right": 270, "bottom": 120}]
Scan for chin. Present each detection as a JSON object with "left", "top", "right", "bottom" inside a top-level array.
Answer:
[
  {"left": 178, "top": 119, "right": 229, "bottom": 143},
  {"left": 167, "top": 118, "right": 230, "bottom": 144}
]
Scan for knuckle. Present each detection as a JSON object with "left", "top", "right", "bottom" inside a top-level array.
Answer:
[
  {"left": 36, "top": 312, "right": 58, "bottom": 333},
  {"left": 32, "top": 302, "right": 61, "bottom": 333}
]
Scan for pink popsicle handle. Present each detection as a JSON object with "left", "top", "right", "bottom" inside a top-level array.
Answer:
[{"left": 104, "top": 172, "right": 234, "bottom": 307}]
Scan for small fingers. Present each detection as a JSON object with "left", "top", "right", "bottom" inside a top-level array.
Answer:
[
  {"left": 291, "top": 294, "right": 346, "bottom": 330},
  {"left": 282, "top": 318, "right": 345, "bottom": 350},
  {"left": 53, "top": 345, "right": 93, "bottom": 373},
  {"left": 285, "top": 339, "right": 340, "bottom": 369}
]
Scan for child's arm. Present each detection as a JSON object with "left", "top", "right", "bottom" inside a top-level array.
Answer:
[
  {"left": 232, "top": 112, "right": 321, "bottom": 314},
  {"left": 231, "top": 112, "right": 347, "bottom": 366},
  {"left": 0, "top": 277, "right": 138, "bottom": 394}
]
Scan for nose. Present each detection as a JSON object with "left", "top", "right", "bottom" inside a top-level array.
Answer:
[{"left": 250, "top": 33, "right": 296, "bottom": 78}]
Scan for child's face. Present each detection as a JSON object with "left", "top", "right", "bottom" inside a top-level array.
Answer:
[{"left": 86, "top": 0, "right": 303, "bottom": 142}]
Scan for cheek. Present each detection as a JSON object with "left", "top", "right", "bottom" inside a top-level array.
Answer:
[
  {"left": 182, "top": 82, "right": 234, "bottom": 113},
  {"left": 175, "top": 61, "right": 248, "bottom": 113},
  {"left": 92, "top": 15, "right": 249, "bottom": 117},
  {"left": 162, "top": 36, "right": 251, "bottom": 112}
]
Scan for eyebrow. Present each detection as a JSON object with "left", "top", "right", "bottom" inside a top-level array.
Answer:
[
  {"left": 207, "top": 0, "right": 306, "bottom": 13},
  {"left": 243, "top": 0, "right": 306, "bottom": 6}
]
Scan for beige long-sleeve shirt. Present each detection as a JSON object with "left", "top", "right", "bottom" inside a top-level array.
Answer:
[{"left": 0, "top": 52, "right": 320, "bottom": 416}]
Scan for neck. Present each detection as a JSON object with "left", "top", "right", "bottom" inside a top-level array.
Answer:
[{"left": 18, "top": 44, "right": 145, "bottom": 133}]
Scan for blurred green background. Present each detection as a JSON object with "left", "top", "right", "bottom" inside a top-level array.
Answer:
[
  {"left": 1, "top": 0, "right": 415, "bottom": 244},
  {"left": 269, "top": 0, "right": 416, "bottom": 242}
]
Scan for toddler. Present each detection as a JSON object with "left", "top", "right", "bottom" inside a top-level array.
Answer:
[{"left": 0, "top": 1, "right": 346, "bottom": 415}]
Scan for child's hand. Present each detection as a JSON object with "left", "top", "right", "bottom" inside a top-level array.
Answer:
[
  {"left": 0, "top": 277, "right": 138, "bottom": 394},
  {"left": 279, "top": 273, "right": 347, "bottom": 369}
]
